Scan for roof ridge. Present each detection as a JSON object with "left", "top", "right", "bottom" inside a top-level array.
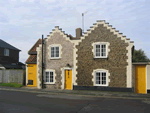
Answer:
[{"left": 0, "top": 39, "right": 21, "bottom": 51}]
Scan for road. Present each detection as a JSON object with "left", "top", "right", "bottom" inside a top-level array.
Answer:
[{"left": 0, "top": 90, "right": 150, "bottom": 113}]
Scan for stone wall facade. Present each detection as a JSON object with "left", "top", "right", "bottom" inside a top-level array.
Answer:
[
  {"left": 76, "top": 23, "right": 129, "bottom": 88},
  {"left": 37, "top": 28, "right": 74, "bottom": 89}
]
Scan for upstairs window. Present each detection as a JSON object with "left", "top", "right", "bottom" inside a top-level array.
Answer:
[
  {"left": 4, "top": 49, "right": 9, "bottom": 56},
  {"left": 95, "top": 44, "right": 106, "bottom": 58}
]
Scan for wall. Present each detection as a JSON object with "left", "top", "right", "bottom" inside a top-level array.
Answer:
[
  {"left": 43, "top": 32, "right": 74, "bottom": 89},
  {"left": 0, "top": 69, "right": 24, "bottom": 85},
  {"left": 0, "top": 47, "right": 19, "bottom": 63},
  {"left": 37, "top": 28, "right": 74, "bottom": 89},
  {"left": 147, "top": 65, "right": 150, "bottom": 90},
  {"left": 76, "top": 24, "right": 129, "bottom": 87}
]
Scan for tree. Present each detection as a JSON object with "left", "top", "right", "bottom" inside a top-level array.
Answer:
[{"left": 132, "top": 49, "right": 150, "bottom": 62}]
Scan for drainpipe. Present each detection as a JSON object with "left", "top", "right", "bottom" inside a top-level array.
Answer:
[{"left": 42, "top": 34, "right": 44, "bottom": 89}]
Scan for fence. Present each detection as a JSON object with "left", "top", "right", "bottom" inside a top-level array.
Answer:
[{"left": 0, "top": 69, "right": 25, "bottom": 85}]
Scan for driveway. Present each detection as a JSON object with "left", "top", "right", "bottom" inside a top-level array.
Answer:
[{"left": 0, "top": 90, "right": 150, "bottom": 113}]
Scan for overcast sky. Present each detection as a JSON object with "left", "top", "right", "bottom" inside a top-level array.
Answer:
[{"left": 0, "top": 0, "right": 150, "bottom": 63}]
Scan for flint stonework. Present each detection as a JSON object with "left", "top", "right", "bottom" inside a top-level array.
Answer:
[{"left": 76, "top": 24, "right": 129, "bottom": 87}]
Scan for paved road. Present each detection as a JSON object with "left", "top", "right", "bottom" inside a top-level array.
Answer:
[{"left": 0, "top": 90, "right": 150, "bottom": 113}]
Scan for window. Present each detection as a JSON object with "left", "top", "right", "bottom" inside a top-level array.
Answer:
[
  {"left": 95, "top": 71, "right": 107, "bottom": 86},
  {"left": 4, "top": 49, "right": 9, "bottom": 56},
  {"left": 95, "top": 44, "right": 106, "bottom": 58},
  {"left": 44, "top": 71, "right": 54, "bottom": 84},
  {"left": 51, "top": 46, "right": 59, "bottom": 58}
]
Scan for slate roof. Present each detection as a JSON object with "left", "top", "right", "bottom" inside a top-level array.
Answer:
[
  {"left": 26, "top": 55, "right": 37, "bottom": 64},
  {"left": 0, "top": 62, "right": 25, "bottom": 69},
  {"left": 0, "top": 39, "right": 21, "bottom": 51}
]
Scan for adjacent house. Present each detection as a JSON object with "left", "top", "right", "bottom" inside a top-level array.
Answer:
[
  {"left": 26, "top": 20, "right": 150, "bottom": 94},
  {"left": 0, "top": 39, "right": 25, "bottom": 84},
  {"left": 26, "top": 39, "right": 42, "bottom": 87}
]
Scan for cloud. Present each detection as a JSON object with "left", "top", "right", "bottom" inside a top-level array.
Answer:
[{"left": 1, "top": 0, "right": 150, "bottom": 62}]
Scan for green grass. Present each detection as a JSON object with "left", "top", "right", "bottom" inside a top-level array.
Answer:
[{"left": 0, "top": 83, "right": 23, "bottom": 88}]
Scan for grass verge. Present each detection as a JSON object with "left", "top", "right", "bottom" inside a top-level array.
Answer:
[{"left": 0, "top": 83, "right": 23, "bottom": 88}]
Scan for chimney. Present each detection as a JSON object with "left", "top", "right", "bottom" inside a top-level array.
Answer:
[{"left": 76, "top": 28, "right": 82, "bottom": 39}]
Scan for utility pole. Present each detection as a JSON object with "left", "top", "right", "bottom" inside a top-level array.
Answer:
[
  {"left": 82, "top": 11, "right": 88, "bottom": 34},
  {"left": 42, "top": 34, "right": 44, "bottom": 89}
]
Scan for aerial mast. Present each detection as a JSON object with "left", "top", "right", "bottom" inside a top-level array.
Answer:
[{"left": 82, "top": 11, "right": 88, "bottom": 34}]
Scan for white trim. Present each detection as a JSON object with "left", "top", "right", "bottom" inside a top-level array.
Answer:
[
  {"left": 146, "top": 65, "right": 147, "bottom": 94},
  {"left": 92, "top": 69, "right": 110, "bottom": 86},
  {"left": 126, "top": 43, "right": 133, "bottom": 88},
  {"left": 48, "top": 44, "right": 62, "bottom": 59},
  {"left": 26, "top": 64, "right": 28, "bottom": 86},
  {"left": 36, "top": 44, "right": 42, "bottom": 89},
  {"left": 0, "top": 67, "right": 5, "bottom": 69},
  {"left": 44, "top": 69, "right": 56, "bottom": 84},
  {"left": 61, "top": 67, "right": 73, "bottom": 90}
]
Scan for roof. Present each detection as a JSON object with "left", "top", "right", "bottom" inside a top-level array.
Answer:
[
  {"left": 132, "top": 62, "right": 150, "bottom": 65},
  {"left": 0, "top": 39, "right": 21, "bottom": 51},
  {"left": 26, "top": 55, "right": 37, "bottom": 64},
  {"left": 0, "top": 62, "right": 25, "bottom": 69},
  {"left": 28, "top": 39, "right": 42, "bottom": 54}
]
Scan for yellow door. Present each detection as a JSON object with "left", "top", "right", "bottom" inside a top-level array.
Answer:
[
  {"left": 27, "top": 64, "right": 37, "bottom": 87},
  {"left": 65, "top": 70, "right": 72, "bottom": 90},
  {"left": 135, "top": 65, "right": 146, "bottom": 94}
]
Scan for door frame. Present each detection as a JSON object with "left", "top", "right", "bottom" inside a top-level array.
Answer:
[
  {"left": 62, "top": 67, "right": 73, "bottom": 90},
  {"left": 135, "top": 65, "right": 147, "bottom": 94}
]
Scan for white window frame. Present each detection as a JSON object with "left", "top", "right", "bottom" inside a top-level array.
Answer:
[
  {"left": 92, "top": 42, "right": 110, "bottom": 58},
  {"left": 4, "top": 49, "right": 9, "bottom": 56},
  {"left": 49, "top": 44, "right": 62, "bottom": 59},
  {"left": 95, "top": 71, "right": 107, "bottom": 86},
  {"left": 44, "top": 70, "right": 55, "bottom": 84},
  {"left": 95, "top": 43, "right": 107, "bottom": 58}
]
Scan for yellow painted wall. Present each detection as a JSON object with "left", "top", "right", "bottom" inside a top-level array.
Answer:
[
  {"left": 27, "top": 64, "right": 37, "bottom": 87},
  {"left": 135, "top": 65, "right": 146, "bottom": 94}
]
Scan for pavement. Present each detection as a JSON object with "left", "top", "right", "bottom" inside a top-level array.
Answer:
[{"left": 0, "top": 86, "right": 150, "bottom": 100}]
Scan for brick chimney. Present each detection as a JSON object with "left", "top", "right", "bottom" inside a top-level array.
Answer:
[{"left": 76, "top": 28, "right": 82, "bottom": 39}]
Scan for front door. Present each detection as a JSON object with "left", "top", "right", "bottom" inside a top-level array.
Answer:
[
  {"left": 65, "top": 69, "right": 72, "bottom": 90},
  {"left": 135, "top": 65, "right": 146, "bottom": 94},
  {"left": 27, "top": 64, "right": 37, "bottom": 87}
]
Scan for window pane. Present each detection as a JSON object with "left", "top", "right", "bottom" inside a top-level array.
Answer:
[
  {"left": 96, "top": 48, "right": 100, "bottom": 52},
  {"left": 51, "top": 47, "right": 54, "bottom": 57},
  {"left": 103, "top": 81, "right": 106, "bottom": 84},
  {"left": 56, "top": 47, "right": 59, "bottom": 51},
  {"left": 96, "top": 45, "right": 100, "bottom": 48},
  {"left": 50, "top": 72, "right": 53, "bottom": 82},
  {"left": 96, "top": 81, "right": 99, "bottom": 84},
  {"left": 51, "top": 52, "right": 54, "bottom": 57},
  {"left": 51, "top": 47, "right": 54, "bottom": 51},
  {"left": 45, "top": 72, "right": 49, "bottom": 82},
  {"left": 96, "top": 52, "right": 100, "bottom": 56}
]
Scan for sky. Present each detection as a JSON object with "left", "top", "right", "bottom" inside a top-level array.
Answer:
[{"left": 0, "top": 0, "right": 150, "bottom": 63}]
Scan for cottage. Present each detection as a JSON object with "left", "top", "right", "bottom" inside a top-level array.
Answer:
[{"left": 26, "top": 20, "right": 150, "bottom": 94}]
